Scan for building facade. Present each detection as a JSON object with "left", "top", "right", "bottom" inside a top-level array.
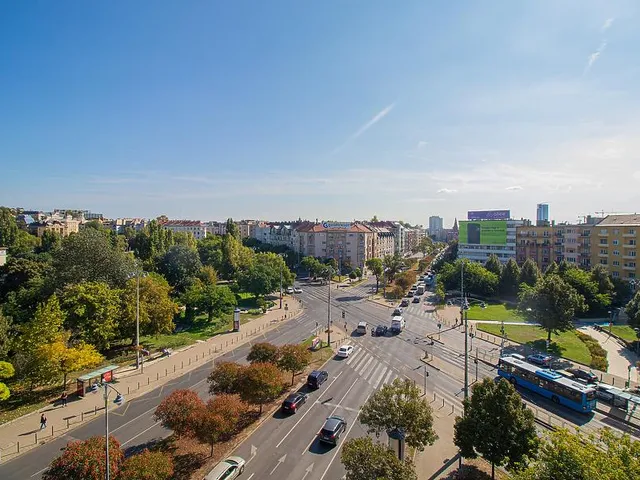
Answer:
[
  {"left": 162, "top": 220, "right": 207, "bottom": 240},
  {"left": 591, "top": 215, "right": 639, "bottom": 282},
  {"left": 0, "top": 246, "right": 6, "bottom": 267},
  {"left": 30, "top": 218, "right": 80, "bottom": 237},
  {"left": 536, "top": 203, "right": 549, "bottom": 226},
  {"left": 405, "top": 227, "right": 426, "bottom": 253},
  {"left": 459, "top": 219, "right": 523, "bottom": 264},
  {"left": 428, "top": 216, "right": 444, "bottom": 241},
  {"left": 368, "top": 224, "right": 395, "bottom": 259},
  {"left": 516, "top": 223, "right": 554, "bottom": 271}
]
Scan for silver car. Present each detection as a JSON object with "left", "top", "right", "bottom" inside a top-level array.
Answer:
[{"left": 203, "top": 456, "right": 246, "bottom": 480}]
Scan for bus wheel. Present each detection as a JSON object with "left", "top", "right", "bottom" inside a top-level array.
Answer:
[
  {"left": 509, "top": 377, "right": 517, "bottom": 386},
  {"left": 551, "top": 395, "right": 560, "bottom": 404}
]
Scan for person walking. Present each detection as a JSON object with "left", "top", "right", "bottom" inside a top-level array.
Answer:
[
  {"left": 61, "top": 392, "right": 68, "bottom": 407},
  {"left": 40, "top": 413, "right": 47, "bottom": 430}
]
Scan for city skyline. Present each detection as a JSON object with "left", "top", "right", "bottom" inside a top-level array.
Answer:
[{"left": 1, "top": 2, "right": 639, "bottom": 226}]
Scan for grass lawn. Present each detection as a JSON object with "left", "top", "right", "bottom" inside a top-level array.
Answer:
[
  {"left": 610, "top": 325, "right": 640, "bottom": 343},
  {"left": 477, "top": 324, "right": 592, "bottom": 365},
  {"left": 302, "top": 334, "right": 335, "bottom": 366},
  {"left": 467, "top": 303, "right": 525, "bottom": 323}
]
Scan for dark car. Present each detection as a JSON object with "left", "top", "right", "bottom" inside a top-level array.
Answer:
[
  {"left": 307, "top": 370, "right": 328, "bottom": 389},
  {"left": 527, "top": 354, "right": 552, "bottom": 367},
  {"left": 282, "top": 392, "right": 308, "bottom": 413},
  {"left": 407, "top": 291, "right": 414, "bottom": 297},
  {"left": 400, "top": 299, "right": 409, "bottom": 307},
  {"left": 567, "top": 368, "right": 598, "bottom": 384},
  {"left": 412, "top": 296, "right": 420, "bottom": 303},
  {"left": 373, "top": 325, "right": 388, "bottom": 336},
  {"left": 318, "top": 416, "right": 347, "bottom": 445}
]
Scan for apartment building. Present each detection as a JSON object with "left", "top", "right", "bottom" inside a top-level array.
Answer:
[
  {"left": 161, "top": 220, "right": 207, "bottom": 240},
  {"left": 428, "top": 216, "right": 444, "bottom": 241},
  {"left": 368, "top": 224, "right": 395, "bottom": 259},
  {"left": 591, "top": 215, "right": 639, "bottom": 282},
  {"left": 0, "top": 246, "right": 7, "bottom": 267},
  {"left": 516, "top": 224, "right": 554, "bottom": 271},
  {"left": 295, "top": 221, "right": 374, "bottom": 270},
  {"left": 405, "top": 228, "right": 426, "bottom": 253},
  {"left": 30, "top": 217, "right": 80, "bottom": 237},
  {"left": 367, "top": 221, "right": 407, "bottom": 255},
  {"left": 236, "top": 220, "right": 255, "bottom": 239},
  {"left": 460, "top": 219, "right": 523, "bottom": 264}
]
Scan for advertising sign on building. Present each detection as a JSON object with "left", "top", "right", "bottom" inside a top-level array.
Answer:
[
  {"left": 322, "top": 221, "right": 353, "bottom": 229},
  {"left": 459, "top": 220, "right": 507, "bottom": 245},
  {"left": 467, "top": 210, "right": 510, "bottom": 221}
]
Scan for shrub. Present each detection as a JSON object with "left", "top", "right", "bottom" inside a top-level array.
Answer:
[
  {"left": 576, "top": 331, "right": 609, "bottom": 371},
  {"left": 248, "top": 308, "right": 262, "bottom": 315}
]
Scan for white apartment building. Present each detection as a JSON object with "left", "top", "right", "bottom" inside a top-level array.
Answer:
[
  {"left": 459, "top": 219, "right": 524, "bottom": 264},
  {"left": 252, "top": 222, "right": 298, "bottom": 250},
  {"left": 0, "top": 246, "right": 7, "bottom": 267},
  {"left": 205, "top": 221, "right": 227, "bottom": 236},
  {"left": 162, "top": 220, "right": 208, "bottom": 240}
]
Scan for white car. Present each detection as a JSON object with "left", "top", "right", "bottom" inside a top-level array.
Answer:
[
  {"left": 203, "top": 456, "right": 245, "bottom": 480},
  {"left": 286, "top": 287, "right": 294, "bottom": 294},
  {"left": 337, "top": 345, "right": 354, "bottom": 358},
  {"left": 294, "top": 287, "right": 303, "bottom": 293}
]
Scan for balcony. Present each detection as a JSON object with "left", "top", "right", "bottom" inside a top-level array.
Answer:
[
  {"left": 598, "top": 253, "right": 609, "bottom": 258},
  {"left": 623, "top": 243, "right": 637, "bottom": 248},
  {"left": 598, "top": 231, "right": 608, "bottom": 237},
  {"left": 623, "top": 255, "right": 637, "bottom": 260},
  {"left": 623, "top": 232, "right": 637, "bottom": 237},
  {"left": 623, "top": 265, "right": 636, "bottom": 271},
  {"left": 598, "top": 243, "right": 608, "bottom": 248}
]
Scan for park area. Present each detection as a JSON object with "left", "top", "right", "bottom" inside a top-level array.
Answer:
[
  {"left": 466, "top": 302, "right": 526, "bottom": 323},
  {"left": 609, "top": 325, "right": 640, "bottom": 343}
]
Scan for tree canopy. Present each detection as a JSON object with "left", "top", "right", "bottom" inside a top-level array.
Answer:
[
  {"left": 341, "top": 436, "right": 417, "bottom": 480},
  {"left": 365, "top": 258, "right": 384, "bottom": 292},
  {"left": 237, "top": 252, "right": 294, "bottom": 299},
  {"left": 519, "top": 259, "right": 540, "bottom": 287},
  {"left": 156, "top": 245, "right": 202, "bottom": 293}
]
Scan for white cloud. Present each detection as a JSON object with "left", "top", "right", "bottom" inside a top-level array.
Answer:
[
  {"left": 601, "top": 17, "right": 614, "bottom": 32},
  {"left": 584, "top": 41, "right": 607, "bottom": 75},
  {"left": 331, "top": 102, "right": 396, "bottom": 154},
  {"left": 437, "top": 188, "right": 458, "bottom": 194},
  {"left": 417, "top": 141, "right": 428, "bottom": 149},
  {"left": 505, "top": 185, "right": 523, "bottom": 191}
]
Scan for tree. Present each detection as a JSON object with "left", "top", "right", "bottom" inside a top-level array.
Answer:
[
  {"left": 197, "top": 236, "right": 224, "bottom": 271},
  {"left": 394, "top": 271, "right": 416, "bottom": 291},
  {"left": 417, "top": 236, "right": 434, "bottom": 257},
  {"left": 193, "top": 394, "right": 248, "bottom": 456},
  {"left": 301, "top": 256, "right": 320, "bottom": 278},
  {"left": 118, "top": 449, "right": 174, "bottom": 480},
  {"left": 518, "top": 274, "right": 586, "bottom": 344},
  {"left": 454, "top": 378, "right": 538, "bottom": 479},
  {"left": 383, "top": 254, "right": 404, "bottom": 282},
  {"left": 349, "top": 271, "right": 357, "bottom": 281},
  {"left": 484, "top": 254, "right": 502, "bottom": 277},
  {"left": 197, "top": 265, "right": 218, "bottom": 286},
  {"left": 182, "top": 281, "right": 237, "bottom": 322},
  {"left": 341, "top": 436, "right": 417, "bottom": 480},
  {"left": 247, "top": 342, "right": 280, "bottom": 364},
  {"left": 544, "top": 261, "right": 559, "bottom": 276},
  {"left": 0, "top": 207, "right": 19, "bottom": 249},
  {"left": 590, "top": 264, "right": 614, "bottom": 297},
  {"left": 238, "top": 362, "right": 283, "bottom": 413},
  {"left": 514, "top": 428, "right": 640, "bottom": 480},
  {"left": 208, "top": 361, "right": 244, "bottom": 395},
  {"left": 156, "top": 245, "right": 202, "bottom": 293},
  {"left": 60, "top": 282, "right": 122, "bottom": 350},
  {"left": 153, "top": 389, "right": 204, "bottom": 437},
  {"left": 519, "top": 259, "right": 540, "bottom": 287},
  {"left": 237, "top": 252, "right": 293, "bottom": 299},
  {"left": 131, "top": 220, "right": 175, "bottom": 265},
  {"left": 38, "top": 332, "right": 102, "bottom": 389},
  {"left": 365, "top": 258, "right": 384, "bottom": 292},
  {"left": 278, "top": 344, "right": 311, "bottom": 385},
  {"left": 562, "top": 267, "right": 609, "bottom": 313},
  {"left": 225, "top": 218, "right": 241, "bottom": 241},
  {"left": 438, "top": 260, "right": 499, "bottom": 297},
  {"left": 500, "top": 258, "right": 521, "bottom": 298},
  {"left": 52, "top": 229, "right": 135, "bottom": 288},
  {"left": 354, "top": 267, "right": 362, "bottom": 280},
  {"left": 359, "top": 378, "right": 437, "bottom": 451},
  {"left": 120, "top": 274, "right": 178, "bottom": 342},
  {"left": 0, "top": 310, "right": 12, "bottom": 359},
  {"left": 38, "top": 230, "right": 62, "bottom": 253},
  {"left": 611, "top": 276, "right": 633, "bottom": 307},
  {"left": 371, "top": 215, "right": 379, "bottom": 222},
  {"left": 43, "top": 435, "right": 123, "bottom": 480},
  {"left": 627, "top": 290, "right": 640, "bottom": 328},
  {"left": 0, "top": 361, "right": 15, "bottom": 401}
]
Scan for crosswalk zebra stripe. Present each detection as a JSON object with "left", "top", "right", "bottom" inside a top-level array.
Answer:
[
  {"left": 350, "top": 351, "right": 368, "bottom": 371},
  {"left": 367, "top": 362, "right": 385, "bottom": 385},
  {"left": 361, "top": 358, "right": 379, "bottom": 381},
  {"left": 356, "top": 355, "right": 374, "bottom": 376},
  {"left": 371, "top": 364, "right": 388, "bottom": 390},
  {"left": 346, "top": 349, "right": 361, "bottom": 365},
  {"left": 382, "top": 369, "right": 394, "bottom": 386}
]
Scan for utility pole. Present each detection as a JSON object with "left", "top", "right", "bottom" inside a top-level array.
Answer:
[
  {"left": 423, "top": 365, "right": 428, "bottom": 395},
  {"left": 135, "top": 271, "right": 140, "bottom": 370},
  {"left": 327, "top": 267, "right": 332, "bottom": 347},
  {"left": 104, "top": 383, "right": 109, "bottom": 480},
  {"left": 461, "top": 262, "right": 469, "bottom": 405},
  {"left": 279, "top": 263, "right": 283, "bottom": 309}
]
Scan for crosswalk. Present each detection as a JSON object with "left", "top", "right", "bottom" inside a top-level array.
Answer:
[{"left": 344, "top": 348, "right": 399, "bottom": 390}]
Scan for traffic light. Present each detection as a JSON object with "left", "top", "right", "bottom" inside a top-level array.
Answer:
[{"left": 341, "top": 310, "right": 345, "bottom": 319}]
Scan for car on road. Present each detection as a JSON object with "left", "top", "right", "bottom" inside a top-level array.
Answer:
[
  {"left": 412, "top": 296, "right": 420, "bottom": 303},
  {"left": 400, "top": 299, "right": 409, "bottom": 307},
  {"left": 567, "top": 368, "right": 598, "bottom": 384},
  {"left": 527, "top": 354, "right": 552, "bottom": 367},
  {"left": 373, "top": 325, "right": 388, "bottom": 336},
  {"left": 204, "top": 456, "right": 246, "bottom": 480},
  {"left": 286, "top": 287, "right": 294, "bottom": 294},
  {"left": 393, "top": 307, "right": 403, "bottom": 316},
  {"left": 410, "top": 284, "right": 418, "bottom": 291},
  {"left": 337, "top": 345, "right": 354, "bottom": 358},
  {"left": 407, "top": 291, "right": 414, "bottom": 297},
  {"left": 307, "top": 370, "right": 328, "bottom": 389},
  {"left": 282, "top": 392, "right": 308, "bottom": 413},
  {"left": 294, "top": 287, "right": 303, "bottom": 293},
  {"left": 318, "top": 416, "right": 347, "bottom": 445}
]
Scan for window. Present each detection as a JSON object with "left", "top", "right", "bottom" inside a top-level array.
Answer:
[
  {"left": 630, "top": 229, "right": 636, "bottom": 235},
  {"left": 630, "top": 273, "right": 636, "bottom": 279},
  {"left": 613, "top": 250, "right": 620, "bottom": 256},
  {"left": 613, "top": 229, "right": 620, "bottom": 235},
  {"left": 600, "top": 259, "right": 608, "bottom": 265},
  {"left": 631, "top": 251, "right": 637, "bottom": 257},
  {"left": 600, "top": 249, "right": 608, "bottom": 255},
  {"left": 630, "top": 239, "right": 637, "bottom": 246},
  {"left": 612, "top": 271, "right": 619, "bottom": 278},
  {"left": 600, "top": 229, "right": 608, "bottom": 235},
  {"left": 600, "top": 238, "right": 608, "bottom": 245},
  {"left": 613, "top": 260, "right": 620, "bottom": 266},
  {"left": 613, "top": 239, "right": 619, "bottom": 246}
]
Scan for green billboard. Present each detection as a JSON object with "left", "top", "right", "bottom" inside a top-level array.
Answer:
[{"left": 459, "top": 220, "right": 507, "bottom": 245}]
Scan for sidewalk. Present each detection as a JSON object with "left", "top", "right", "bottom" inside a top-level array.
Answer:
[
  {"left": 578, "top": 326, "right": 639, "bottom": 380},
  {"left": 0, "top": 297, "right": 304, "bottom": 463}
]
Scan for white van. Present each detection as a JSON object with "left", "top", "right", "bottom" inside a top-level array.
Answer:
[
  {"left": 356, "top": 321, "right": 367, "bottom": 334},
  {"left": 390, "top": 316, "right": 405, "bottom": 334}
]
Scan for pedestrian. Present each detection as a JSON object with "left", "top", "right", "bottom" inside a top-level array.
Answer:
[
  {"left": 40, "top": 413, "right": 47, "bottom": 430},
  {"left": 61, "top": 392, "right": 68, "bottom": 407}
]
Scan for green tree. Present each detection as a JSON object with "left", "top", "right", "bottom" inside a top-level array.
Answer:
[
  {"left": 354, "top": 267, "right": 362, "bottom": 280},
  {"left": 156, "top": 244, "right": 202, "bottom": 293},
  {"left": 208, "top": 361, "right": 244, "bottom": 395},
  {"left": 172, "top": 231, "right": 197, "bottom": 249},
  {"left": 153, "top": 389, "right": 204, "bottom": 437},
  {"left": 225, "top": 218, "right": 241, "bottom": 241},
  {"left": 544, "top": 261, "right": 559, "bottom": 276},
  {"left": 0, "top": 207, "right": 19, "bottom": 248},
  {"left": 239, "top": 362, "right": 283, "bottom": 413},
  {"left": 341, "top": 436, "right": 417, "bottom": 480},
  {"left": 558, "top": 259, "right": 571, "bottom": 275},
  {"left": 0, "top": 310, "right": 12, "bottom": 359},
  {"left": 43, "top": 436, "right": 123, "bottom": 480},
  {"left": 182, "top": 282, "right": 236, "bottom": 322},
  {"left": 519, "top": 259, "right": 540, "bottom": 287},
  {"left": 417, "top": 236, "right": 434, "bottom": 257},
  {"left": 247, "top": 342, "right": 280, "bottom": 364},
  {"left": 394, "top": 271, "right": 416, "bottom": 291},
  {"left": 562, "top": 267, "right": 609, "bottom": 313},
  {"left": 499, "top": 258, "right": 521, "bottom": 298},
  {"left": 365, "top": 258, "right": 384, "bottom": 292},
  {"left": 359, "top": 378, "right": 437, "bottom": 451},
  {"left": 454, "top": 378, "right": 538, "bottom": 479},
  {"left": 193, "top": 394, "right": 248, "bottom": 457},
  {"left": 118, "top": 449, "right": 174, "bottom": 480},
  {"left": 277, "top": 344, "right": 311, "bottom": 385},
  {"left": 197, "top": 235, "right": 224, "bottom": 270},
  {"left": 237, "top": 252, "right": 293, "bottom": 299},
  {"left": 383, "top": 254, "right": 404, "bottom": 282},
  {"left": 0, "top": 361, "right": 15, "bottom": 401},
  {"left": 10, "top": 229, "right": 40, "bottom": 256},
  {"left": 349, "top": 271, "right": 357, "bottom": 281},
  {"left": 590, "top": 264, "right": 614, "bottom": 297},
  {"left": 518, "top": 274, "right": 586, "bottom": 344},
  {"left": 131, "top": 220, "right": 175, "bottom": 265},
  {"left": 626, "top": 290, "right": 640, "bottom": 328},
  {"left": 52, "top": 229, "right": 135, "bottom": 288},
  {"left": 514, "top": 428, "right": 640, "bottom": 480},
  {"left": 60, "top": 282, "right": 122, "bottom": 350},
  {"left": 301, "top": 256, "right": 320, "bottom": 278},
  {"left": 439, "top": 260, "right": 498, "bottom": 297},
  {"left": 197, "top": 265, "right": 218, "bottom": 286},
  {"left": 484, "top": 254, "right": 502, "bottom": 277},
  {"left": 38, "top": 230, "right": 62, "bottom": 253},
  {"left": 120, "top": 274, "right": 178, "bottom": 342}
]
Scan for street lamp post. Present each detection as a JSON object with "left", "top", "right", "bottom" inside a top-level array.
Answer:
[
  {"left": 135, "top": 271, "right": 140, "bottom": 370},
  {"left": 460, "top": 262, "right": 469, "bottom": 405},
  {"left": 103, "top": 382, "right": 124, "bottom": 480},
  {"left": 279, "top": 262, "right": 283, "bottom": 310},
  {"left": 327, "top": 267, "right": 332, "bottom": 347}
]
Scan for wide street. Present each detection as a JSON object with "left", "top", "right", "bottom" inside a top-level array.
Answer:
[{"left": 1, "top": 275, "right": 638, "bottom": 480}]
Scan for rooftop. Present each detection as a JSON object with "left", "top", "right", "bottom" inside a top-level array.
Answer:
[{"left": 597, "top": 214, "right": 640, "bottom": 227}]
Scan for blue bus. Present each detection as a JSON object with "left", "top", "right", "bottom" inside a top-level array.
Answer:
[{"left": 498, "top": 356, "right": 597, "bottom": 413}]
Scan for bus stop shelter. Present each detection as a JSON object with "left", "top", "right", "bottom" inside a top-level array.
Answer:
[{"left": 76, "top": 365, "right": 119, "bottom": 397}]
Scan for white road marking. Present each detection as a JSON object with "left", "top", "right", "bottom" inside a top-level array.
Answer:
[
  {"left": 346, "top": 348, "right": 361, "bottom": 365},
  {"left": 246, "top": 474, "right": 255, "bottom": 480},
  {"left": 383, "top": 369, "right": 394, "bottom": 385},
  {"left": 360, "top": 355, "right": 377, "bottom": 379},
  {"left": 366, "top": 362, "right": 384, "bottom": 385},
  {"left": 355, "top": 355, "right": 373, "bottom": 376},
  {"left": 372, "top": 365, "right": 388, "bottom": 390},
  {"left": 121, "top": 421, "right": 161, "bottom": 446}
]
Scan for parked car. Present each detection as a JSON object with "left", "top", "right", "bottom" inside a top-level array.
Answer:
[
  {"left": 373, "top": 325, "right": 388, "bottom": 336},
  {"left": 410, "top": 284, "right": 418, "bottom": 291},
  {"left": 412, "top": 296, "right": 420, "bottom": 303},
  {"left": 307, "top": 370, "right": 328, "bottom": 389},
  {"left": 286, "top": 287, "right": 294, "bottom": 294},
  {"left": 204, "top": 456, "right": 246, "bottom": 480},
  {"left": 527, "top": 354, "right": 552, "bottom": 367},
  {"left": 282, "top": 392, "right": 308, "bottom": 413},
  {"left": 400, "top": 299, "right": 409, "bottom": 307},
  {"left": 318, "top": 416, "right": 347, "bottom": 445},
  {"left": 407, "top": 291, "right": 414, "bottom": 298},
  {"left": 567, "top": 368, "right": 598, "bottom": 384},
  {"left": 337, "top": 345, "right": 354, "bottom": 358},
  {"left": 294, "top": 287, "right": 303, "bottom": 293},
  {"left": 393, "top": 307, "right": 403, "bottom": 316}
]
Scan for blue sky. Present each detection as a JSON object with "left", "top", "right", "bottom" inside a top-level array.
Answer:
[{"left": 1, "top": 1, "right": 639, "bottom": 227}]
